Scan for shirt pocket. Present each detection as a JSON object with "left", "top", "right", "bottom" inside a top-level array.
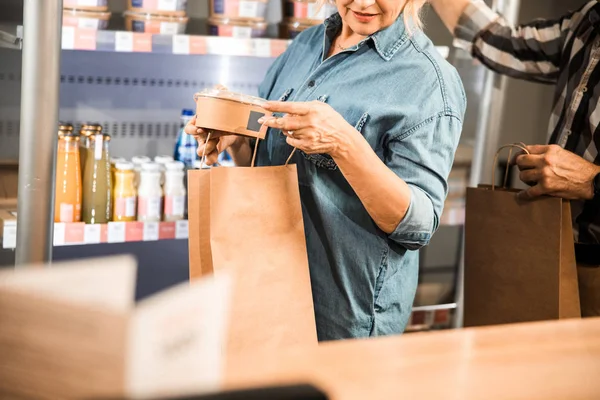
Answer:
[{"left": 302, "top": 111, "right": 369, "bottom": 170}]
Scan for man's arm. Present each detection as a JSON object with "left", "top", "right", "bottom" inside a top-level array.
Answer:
[{"left": 429, "top": 0, "right": 588, "bottom": 84}]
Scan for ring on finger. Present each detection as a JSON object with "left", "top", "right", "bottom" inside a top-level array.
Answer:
[{"left": 287, "top": 130, "right": 294, "bottom": 136}]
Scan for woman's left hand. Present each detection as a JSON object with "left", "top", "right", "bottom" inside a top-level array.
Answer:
[{"left": 259, "top": 101, "right": 354, "bottom": 158}]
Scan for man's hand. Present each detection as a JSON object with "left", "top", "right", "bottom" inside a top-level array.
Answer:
[{"left": 515, "top": 144, "right": 600, "bottom": 200}]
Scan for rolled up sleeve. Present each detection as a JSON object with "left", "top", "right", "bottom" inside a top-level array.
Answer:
[
  {"left": 385, "top": 113, "right": 463, "bottom": 250},
  {"left": 455, "top": 0, "right": 499, "bottom": 50}
]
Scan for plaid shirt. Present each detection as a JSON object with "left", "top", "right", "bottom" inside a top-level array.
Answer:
[{"left": 456, "top": 0, "right": 600, "bottom": 245}]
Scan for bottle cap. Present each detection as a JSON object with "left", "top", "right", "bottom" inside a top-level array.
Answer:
[
  {"left": 166, "top": 161, "right": 185, "bottom": 171},
  {"left": 115, "top": 162, "right": 134, "bottom": 171},
  {"left": 154, "top": 155, "right": 174, "bottom": 164},
  {"left": 141, "top": 162, "right": 162, "bottom": 171},
  {"left": 110, "top": 157, "right": 126, "bottom": 165},
  {"left": 181, "top": 109, "right": 195, "bottom": 117},
  {"left": 132, "top": 156, "right": 151, "bottom": 165}
]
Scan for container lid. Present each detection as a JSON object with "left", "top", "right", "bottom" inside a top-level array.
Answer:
[
  {"left": 154, "top": 155, "right": 174, "bottom": 164},
  {"left": 63, "top": 8, "right": 112, "bottom": 19},
  {"left": 194, "top": 88, "right": 267, "bottom": 107},
  {"left": 132, "top": 156, "right": 152, "bottom": 165},
  {"left": 181, "top": 109, "right": 195, "bottom": 117},
  {"left": 141, "top": 162, "right": 162, "bottom": 171},
  {"left": 115, "top": 161, "right": 134, "bottom": 171},
  {"left": 208, "top": 16, "right": 268, "bottom": 29},
  {"left": 166, "top": 161, "right": 185, "bottom": 171},
  {"left": 81, "top": 123, "right": 103, "bottom": 136},
  {"left": 58, "top": 123, "right": 77, "bottom": 137},
  {"left": 123, "top": 11, "right": 188, "bottom": 22},
  {"left": 110, "top": 157, "right": 126, "bottom": 165}
]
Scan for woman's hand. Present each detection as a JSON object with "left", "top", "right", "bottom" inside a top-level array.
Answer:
[
  {"left": 184, "top": 114, "right": 246, "bottom": 165},
  {"left": 259, "top": 101, "right": 355, "bottom": 158}
]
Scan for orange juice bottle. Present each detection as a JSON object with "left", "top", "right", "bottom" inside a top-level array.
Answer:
[
  {"left": 54, "top": 123, "right": 82, "bottom": 223},
  {"left": 113, "top": 162, "right": 137, "bottom": 222}
]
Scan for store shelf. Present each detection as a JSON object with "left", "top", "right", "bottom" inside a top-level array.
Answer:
[
  {"left": 406, "top": 303, "right": 457, "bottom": 332},
  {"left": 1, "top": 220, "right": 189, "bottom": 249},
  {"left": 0, "top": 23, "right": 22, "bottom": 49}
]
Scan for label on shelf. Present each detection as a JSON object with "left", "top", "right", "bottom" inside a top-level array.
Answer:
[
  {"left": 159, "top": 222, "right": 176, "bottom": 240},
  {"left": 115, "top": 31, "right": 134, "bottom": 52},
  {"left": 84, "top": 224, "right": 102, "bottom": 244},
  {"left": 175, "top": 220, "right": 188, "bottom": 239},
  {"left": 143, "top": 222, "right": 160, "bottom": 241},
  {"left": 253, "top": 39, "right": 271, "bottom": 57},
  {"left": 125, "top": 222, "right": 144, "bottom": 242},
  {"left": 62, "top": 26, "right": 76, "bottom": 50},
  {"left": 172, "top": 35, "right": 190, "bottom": 54},
  {"left": 2, "top": 225, "right": 16, "bottom": 249},
  {"left": 64, "top": 223, "right": 85, "bottom": 245},
  {"left": 53, "top": 223, "right": 66, "bottom": 246},
  {"left": 108, "top": 222, "right": 126, "bottom": 243}
]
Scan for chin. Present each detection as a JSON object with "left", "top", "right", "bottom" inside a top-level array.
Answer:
[{"left": 346, "top": 21, "right": 379, "bottom": 36}]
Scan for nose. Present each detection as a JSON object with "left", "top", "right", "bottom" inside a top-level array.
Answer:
[{"left": 352, "top": 0, "right": 376, "bottom": 9}]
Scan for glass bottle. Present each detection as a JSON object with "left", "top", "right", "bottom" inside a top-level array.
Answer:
[
  {"left": 137, "top": 162, "right": 163, "bottom": 222},
  {"left": 54, "top": 123, "right": 82, "bottom": 223},
  {"left": 163, "top": 161, "right": 186, "bottom": 222},
  {"left": 113, "top": 162, "right": 137, "bottom": 222},
  {"left": 82, "top": 130, "right": 112, "bottom": 224},
  {"left": 78, "top": 123, "right": 101, "bottom": 176}
]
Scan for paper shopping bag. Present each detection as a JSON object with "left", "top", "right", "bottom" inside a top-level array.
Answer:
[
  {"left": 464, "top": 144, "right": 581, "bottom": 327},
  {"left": 188, "top": 163, "right": 317, "bottom": 360}
]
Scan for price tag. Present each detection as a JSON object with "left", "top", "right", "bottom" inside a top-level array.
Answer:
[
  {"left": 2, "top": 225, "right": 16, "bottom": 249},
  {"left": 53, "top": 223, "right": 66, "bottom": 246},
  {"left": 78, "top": 18, "right": 99, "bottom": 30},
  {"left": 158, "top": 0, "right": 177, "bottom": 11},
  {"left": 239, "top": 1, "right": 259, "bottom": 17},
  {"left": 62, "top": 26, "right": 75, "bottom": 50},
  {"left": 84, "top": 224, "right": 102, "bottom": 244},
  {"left": 175, "top": 220, "right": 189, "bottom": 239},
  {"left": 143, "top": 222, "right": 160, "bottom": 241},
  {"left": 115, "top": 31, "right": 134, "bottom": 52},
  {"left": 172, "top": 35, "right": 190, "bottom": 54},
  {"left": 232, "top": 26, "right": 252, "bottom": 39},
  {"left": 253, "top": 39, "right": 271, "bottom": 57},
  {"left": 108, "top": 222, "right": 126, "bottom": 243}
]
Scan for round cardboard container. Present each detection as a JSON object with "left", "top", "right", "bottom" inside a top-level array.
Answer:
[
  {"left": 63, "top": 0, "right": 108, "bottom": 12},
  {"left": 282, "top": 0, "right": 337, "bottom": 23},
  {"left": 62, "top": 8, "right": 111, "bottom": 30},
  {"left": 124, "top": 11, "right": 188, "bottom": 34},
  {"left": 127, "top": 0, "right": 187, "bottom": 17},
  {"left": 207, "top": 17, "right": 268, "bottom": 38},
  {"left": 209, "top": 0, "right": 268, "bottom": 21}
]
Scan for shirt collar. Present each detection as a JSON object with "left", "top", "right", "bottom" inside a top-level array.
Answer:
[{"left": 323, "top": 12, "right": 409, "bottom": 61}]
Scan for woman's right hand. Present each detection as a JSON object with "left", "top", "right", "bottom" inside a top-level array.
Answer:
[{"left": 184, "top": 115, "right": 246, "bottom": 165}]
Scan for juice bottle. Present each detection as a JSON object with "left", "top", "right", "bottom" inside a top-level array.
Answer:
[
  {"left": 163, "top": 161, "right": 186, "bottom": 221},
  {"left": 137, "top": 162, "right": 163, "bottom": 222},
  {"left": 54, "top": 124, "right": 82, "bottom": 223},
  {"left": 82, "top": 129, "right": 112, "bottom": 224},
  {"left": 78, "top": 123, "right": 100, "bottom": 176},
  {"left": 132, "top": 156, "right": 151, "bottom": 189},
  {"left": 113, "top": 162, "right": 137, "bottom": 222}
]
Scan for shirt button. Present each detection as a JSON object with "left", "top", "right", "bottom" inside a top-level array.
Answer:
[
  {"left": 566, "top": 129, "right": 572, "bottom": 136},
  {"left": 308, "top": 80, "right": 315, "bottom": 88},
  {"left": 581, "top": 86, "right": 588, "bottom": 93}
]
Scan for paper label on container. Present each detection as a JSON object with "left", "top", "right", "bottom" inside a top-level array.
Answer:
[
  {"left": 160, "top": 22, "right": 180, "bottom": 35},
  {"left": 59, "top": 203, "right": 75, "bottom": 223},
  {"left": 232, "top": 26, "right": 252, "bottom": 38},
  {"left": 165, "top": 195, "right": 185, "bottom": 217},
  {"left": 108, "top": 221, "right": 126, "bottom": 242},
  {"left": 84, "top": 224, "right": 102, "bottom": 244},
  {"left": 158, "top": 0, "right": 178, "bottom": 11},
  {"left": 239, "top": 1, "right": 259, "bottom": 17},
  {"left": 94, "top": 135, "right": 103, "bottom": 160},
  {"left": 53, "top": 223, "right": 66, "bottom": 246},
  {"left": 2, "top": 225, "right": 16, "bottom": 249},
  {"left": 126, "top": 274, "right": 231, "bottom": 398},
  {"left": 78, "top": 18, "right": 100, "bottom": 29},
  {"left": 143, "top": 221, "right": 160, "bottom": 241},
  {"left": 115, "top": 31, "right": 134, "bottom": 52},
  {"left": 139, "top": 196, "right": 162, "bottom": 220},
  {"left": 62, "top": 26, "right": 75, "bottom": 49},
  {"left": 172, "top": 35, "right": 190, "bottom": 54}
]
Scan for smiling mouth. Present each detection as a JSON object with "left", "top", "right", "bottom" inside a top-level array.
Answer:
[{"left": 351, "top": 10, "right": 378, "bottom": 21}]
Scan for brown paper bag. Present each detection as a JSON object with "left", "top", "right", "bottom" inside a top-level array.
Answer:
[
  {"left": 188, "top": 157, "right": 317, "bottom": 360},
  {"left": 464, "top": 144, "right": 581, "bottom": 327}
]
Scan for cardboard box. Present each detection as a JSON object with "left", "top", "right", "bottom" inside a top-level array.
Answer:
[
  {"left": 0, "top": 256, "right": 232, "bottom": 399},
  {"left": 195, "top": 91, "right": 272, "bottom": 139},
  {"left": 0, "top": 160, "right": 18, "bottom": 209}
]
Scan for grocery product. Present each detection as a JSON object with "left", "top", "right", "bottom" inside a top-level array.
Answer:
[
  {"left": 78, "top": 123, "right": 101, "bottom": 177},
  {"left": 283, "top": 0, "right": 337, "bottom": 22},
  {"left": 113, "top": 162, "right": 137, "bottom": 222},
  {"left": 194, "top": 88, "right": 272, "bottom": 139},
  {"left": 54, "top": 124, "right": 82, "bottom": 223},
  {"left": 208, "top": 17, "right": 267, "bottom": 38},
  {"left": 82, "top": 130, "right": 112, "bottom": 224},
  {"left": 63, "top": 0, "right": 108, "bottom": 11},
  {"left": 62, "top": 8, "right": 111, "bottom": 30},
  {"left": 127, "top": 0, "right": 187, "bottom": 16},
  {"left": 137, "top": 162, "right": 163, "bottom": 222},
  {"left": 279, "top": 19, "right": 321, "bottom": 39},
  {"left": 174, "top": 109, "right": 198, "bottom": 168},
  {"left": 132, "top": 155, "right": 151, "bottom": 188},
  {"left": 210, "top": 0, "right": 269, "bottom": 21},
  {"left": 163, "top": 161, "right": 186, "bottom": 221},
  {"left": 124, "top": 11, "right": 188, "bottom": 34},
  {"left": 154, "top": 155, "right": 174, "bottom": 185}
]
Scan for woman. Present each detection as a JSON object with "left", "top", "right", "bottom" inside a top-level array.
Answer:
[{"left": 186, "top": 0, "right": 466, "bottom": 341}]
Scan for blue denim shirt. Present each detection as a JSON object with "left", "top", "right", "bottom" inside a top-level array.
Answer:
[{"left": 256, "top": 13, "right": 466, "bottom": 340}]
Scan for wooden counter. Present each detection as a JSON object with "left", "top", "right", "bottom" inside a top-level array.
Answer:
[{"left": 225, "top": 318, "right": 600, "bottom": 399}]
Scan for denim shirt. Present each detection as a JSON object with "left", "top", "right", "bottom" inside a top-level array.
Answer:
[{"left": 256, "top": 13, "right": 466, "bottom": 340}]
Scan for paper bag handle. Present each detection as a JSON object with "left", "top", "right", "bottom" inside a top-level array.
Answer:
[{"left": 491, "top": 142, "right": 530, "bottom": 191}]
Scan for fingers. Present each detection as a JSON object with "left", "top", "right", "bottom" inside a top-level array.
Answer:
[
  {"left": 184, "top": 115, "right": 198, "bottom": 136},
  {"left": 263, "top": 101, "right": 312, "bottom": 115},
  {"left": 525, "top": 144, "right": 550, "bottom": 155},
  {"left": 517, "top": 184, "right": 545, "bottom": 201},
  {"left": 519, "top": 168, "right": 541, "bottom": 184},
  {"left": 259, "top": 115, "right": 306, "bottom": 131},
  {"left": 515, "top": 154, "right": 543, "bottom": 170}
]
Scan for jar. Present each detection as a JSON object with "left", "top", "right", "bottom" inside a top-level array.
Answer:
[
  {"left": 137, "top": 162, "right": 163, "bottom": 222},
  {"left": 82, "top": 131, "right": 112, "bottom": 224},
  {"left": 208, "top": 17, "right": 268, "bottom": 38},
  {"left": 124, "top": 11, "right": 189, "bottom": 34},
  {"left": 63, "top": 0, "right": 108, "bottom": 12},
  {"left": 280, "top": 19, "right": 321, "bottom": 39},
  {"left": 127, "top": 0, "right": 188, "bottom": 16},
  {"left": 209, "top": 0, "right": 269, "bottom": 21},
  {"left": 62, "top": 8, "right": 112, "bottom": 30},
  {"left": 164, "top": 161, "right": 186, "bottom": 221},
  {"left": 113, "top": 162, "right": 137, "bottom": 222},
  {"left": 54, "top": 124, "right": 82, "bottom": 223},
  {"left": 283, "top": 0, "right": 337, "bottom": 23},
  {"left": 132, "top": 155, "right": 151, "bottom": 188}
]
